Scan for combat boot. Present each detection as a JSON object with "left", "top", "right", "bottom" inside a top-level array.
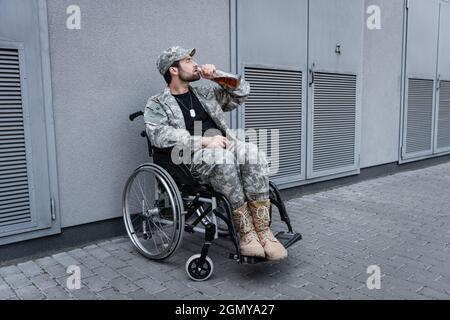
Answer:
[
  {"left": 232, "top": 202, "right": 265, "bottom": 258},
  {"left": 248, "top": 199, "right": 288, "bottom": 261}
]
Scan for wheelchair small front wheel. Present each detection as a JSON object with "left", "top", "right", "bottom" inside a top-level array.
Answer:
[
  {"left": 185, "top": 254, "right": 214, "bottom": 281},
  {"left": 123, "top": 164, "right": 185, "bottom": 260}
]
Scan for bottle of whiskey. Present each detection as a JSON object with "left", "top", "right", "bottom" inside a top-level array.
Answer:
[{"left": 211, "top": 70, "right": 241, "bottom": 90}]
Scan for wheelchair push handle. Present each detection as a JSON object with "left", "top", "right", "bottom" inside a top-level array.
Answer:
[{"left": 129, "top": 111, "right": 143, "bottom": 121}]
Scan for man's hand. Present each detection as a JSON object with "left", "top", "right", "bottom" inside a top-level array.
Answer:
[
  {"left": 202, "top": 135, "right": 230, "bottom": 149},
  {"left": 198, "top": 64, "right": 217, "bottom": 80}
]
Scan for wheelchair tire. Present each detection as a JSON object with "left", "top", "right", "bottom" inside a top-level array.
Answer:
[
  {"left": 122, "top": 163, "right": 185, "bottom": 260},
  {"left": 185, "top": 254, "right": 214, "bottom": 281}
]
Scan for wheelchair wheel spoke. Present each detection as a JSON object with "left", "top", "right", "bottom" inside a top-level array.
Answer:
[
  {"left": 131, "top": 215, "right": 143, "bottom": 230},
  {"left": 150, "top": 217, "right": 171, "bottom": 244},
  {"left": 148, "top": 218, "right": 168, "bottom": 240},
  {"left": 136, "top": 175, "right": 152, "bottom": 210},
  {"left": 146, "top": 219, "right": 161, "bottom": 250},
  {"left": 131, "top": 183, "right": 145, "bottom": 211},
  {"left": 130, "top": 184, "right": 140, "bottom": 204}
]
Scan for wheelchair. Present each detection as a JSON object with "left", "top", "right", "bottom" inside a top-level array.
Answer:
[{"left": 122, "top": 110, "right": 302, "bottom": 281}]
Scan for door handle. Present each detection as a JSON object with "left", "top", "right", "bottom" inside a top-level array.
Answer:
[
  {"left": 437, "top": 74, "right": 441, "bottom": 91},
  {"left": 309, "top": 63, "right": 315, "bottom": 87}
]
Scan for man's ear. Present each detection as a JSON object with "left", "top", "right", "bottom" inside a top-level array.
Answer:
[{"left": 169, "top": 67, "right": 178, "bottom": 76}]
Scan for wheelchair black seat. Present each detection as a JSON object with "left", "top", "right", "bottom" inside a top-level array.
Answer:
[{"left": 152, "top": 146, "right": 209, "bottom": 194}]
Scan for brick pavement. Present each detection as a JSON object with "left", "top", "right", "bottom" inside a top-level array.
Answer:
[{"left": 1, "top": 162, "right": 449, "bottom": 300}]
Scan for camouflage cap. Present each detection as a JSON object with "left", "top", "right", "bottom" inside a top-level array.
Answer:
[{"left": 156, "top": 46, "right": 196, "bottom": 75}]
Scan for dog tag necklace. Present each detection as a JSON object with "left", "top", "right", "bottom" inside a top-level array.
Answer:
[{"left": 174, "top": 91, "right": 196, "bottom": 118}]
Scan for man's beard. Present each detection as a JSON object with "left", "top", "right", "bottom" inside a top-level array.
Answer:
[{"left": 179, "top": 68, "right": 201, "bottom": 82}]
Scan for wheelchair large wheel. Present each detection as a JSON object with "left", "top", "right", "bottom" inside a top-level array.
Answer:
[{"left": 122, "top": 163, "right": 185, "bottom": 260}]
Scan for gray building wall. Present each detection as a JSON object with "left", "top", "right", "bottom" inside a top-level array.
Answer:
[
  {"left": 46, "top": 0, "right": 231, "bottom": 227},
  {"left": 2, "top": 0, "right": 447, "bottom": 245},
  {"left": 47, "top": 0, "right": 406, "bottom": 227},
  {"left": 360, "top": 0, "right": 405, "bottom": 168}
]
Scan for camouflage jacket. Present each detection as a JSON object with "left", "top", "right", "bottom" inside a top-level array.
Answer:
[{"left": 143, "top": 80, "right": 250, "bottom": 153}]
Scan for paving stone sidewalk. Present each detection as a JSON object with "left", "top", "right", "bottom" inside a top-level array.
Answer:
[{"left": 1, "top": 162, "right": 450, "bottom": 300}]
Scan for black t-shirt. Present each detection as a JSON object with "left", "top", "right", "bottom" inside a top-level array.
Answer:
[{"left": 173, "top": 89, "right": 225, "bottom": 137}]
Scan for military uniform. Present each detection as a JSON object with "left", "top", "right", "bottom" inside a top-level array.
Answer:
[{"left": 144, "top": 79, "right": 270, "bottom": 210}]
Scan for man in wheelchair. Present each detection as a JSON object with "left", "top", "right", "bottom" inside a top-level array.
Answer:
[{"left": 143, "top": 46, "right": 287, "bottom": 261}]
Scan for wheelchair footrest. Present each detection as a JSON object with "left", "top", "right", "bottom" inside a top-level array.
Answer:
[
  {"left": 228, "top": 231, "right": 302, "bottom": 264},
  {"left": 275, "top": 231, "right": 302, "bottom": 249},
  {"left": 228, "top": 254, "right": 266, "bottom": 264}
]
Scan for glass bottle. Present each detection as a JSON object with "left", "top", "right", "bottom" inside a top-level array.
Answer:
[
  {"left": 211, "top": 70, "right": 242, "bottom": 90},
  {"left": 198, "top": 67, "right": 241, "bottom": 89}
]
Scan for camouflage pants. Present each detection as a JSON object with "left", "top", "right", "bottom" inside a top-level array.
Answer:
[{"left": 189, "top": 138, "right": 270, "bottom": 210}]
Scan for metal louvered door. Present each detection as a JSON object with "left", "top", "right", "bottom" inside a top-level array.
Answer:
[
  {"left": 310, "top": 73, "right": 357, "bottom": 177},
  {"left": 243, "top": 67, "right": 304, "bottom": 184},
  {"left": 404, "top": 79, "right": 435, "bottom": 156},
  {"left": 0, "top": 44, "right": 49, "bottom": 239},
  {"left": 237, "top": 0, "right": 308, "bottom": 187},
  {"left": 402, "top": 0, "right": 440, "bottom": 160},
  {"left": 1, "top": 0, "right": 57, "bottom": 245},
  {"left": 307, "top": 0, "right": 363, "bottom": 179},
  {"left": 0, "top": 46, "right": 35, "bottom": 232},
  {"left": 436, "top": 81, "right": 450, "bottom": 153},
  {"left": 435, "top": 1, "right": 450, "bottom": 154}
]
